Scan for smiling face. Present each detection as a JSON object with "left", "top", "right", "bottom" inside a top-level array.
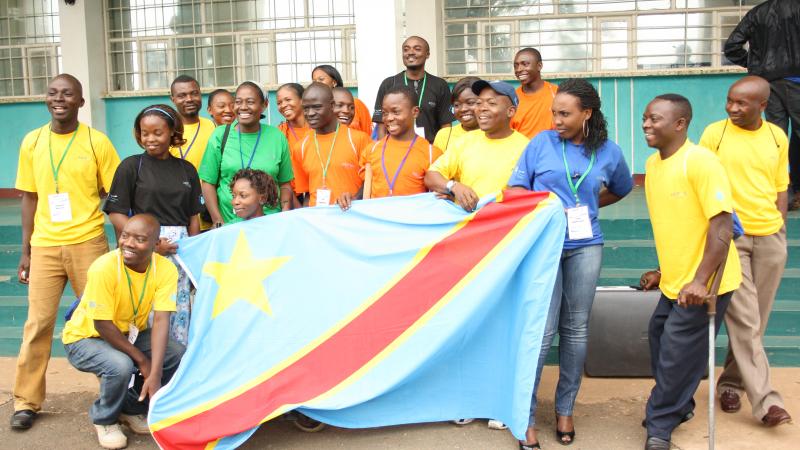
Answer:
[
  {"left": 382, "top": 92, "right": 418, "bottom": 138},
  {"left": 231, "top": 178, "right": 265, "bottom": 220},
  {"left": 138, "top": 114, "right": 173, "bottom": 159},
  {"left": 551, "top": 92, "right": 591, "bottom": 142},
  {"left": 453, "top": 88, "right": 479, "bottom": 130},
  {"left": 234, "top": 85, "right": 266, "bottom": 129},
  {"left": 333, "top": 89, "right": 355, "bottom": 125},
  {"left": 475, "top": 87, "right": 515, "bottom": 134},
  {"left": 46, "top": 77, "right": 84, "bottom": 124},
  {"left": 725, "top": 83, "right": 765, "bottom": 130},
  {"left": 642, "top": 99, "right": 686, "bottom": 150},
  {"left": 119, "top": 216, "right": 159, "bottom": 271},
  {"left": 170, "top": 80, "right": 202, "bottom": 120},
  {"left": 277, "top": 86, "right": 303, "bottom": 123},
  {"left": 312, "top": 69, "right": 338, "bottom": 88},
  {"left": 208, "top": 92, "right": 234, "bottom": 125},
  {"left": 302, "top": 85, "right": 336, "bottom": 132},
  {"left": 402, "top": 37, "right": 429, "bottom": 70},
  {"left": 513, "top": 50, "right": 542, "bottom": 87}
]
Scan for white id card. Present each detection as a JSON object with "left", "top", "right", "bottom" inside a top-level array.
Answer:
[
  {"left": 127, "top": 322, "right": 139, "bottom": 345},
  {"left": 316, "top": 188, "right": 331, "bottom": 207},
  {"left": 566, "top": 206, "right": 593, "bottom": 240},
  {"left": 48, "top": 193, "right": 73, "bottom": 223}
]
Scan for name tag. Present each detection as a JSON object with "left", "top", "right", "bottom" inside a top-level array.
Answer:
[
  {"left": 316, "top": 188, "right": 331, "bottom": 207},
  {"left": 127, "top": 322, "right": 139, "bottom": 344},
  {"left": 48, "top": 192, "right": 73, "bottom": 223},
  {"left": 566, "top": 206, "right": 593, "bottom": 240}
]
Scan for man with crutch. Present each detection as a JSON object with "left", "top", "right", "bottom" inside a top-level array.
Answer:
[{"left": 638, "top": 94, "right": 741, "bottom": 450}]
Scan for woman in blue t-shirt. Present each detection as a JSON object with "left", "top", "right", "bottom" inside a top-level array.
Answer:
[{"left": 508, "top": 78, "right": 633, "bottom": 449}]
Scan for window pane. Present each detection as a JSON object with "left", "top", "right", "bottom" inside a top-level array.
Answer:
[{"left": 601, "top": 20, "right": 628, "bottom": 70}]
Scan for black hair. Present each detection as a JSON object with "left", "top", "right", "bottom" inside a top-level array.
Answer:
[
  {"left": 451, "top": 76, "right": 481, "bottom": 104},
  {"left": 133, "top": 103, "right": 186, "bottom": 148},
  {"left": 312, "top": 65, "right": 344, "bottom": 88},
  {"left": 517, "top": 47, "right": 542, "bottom": 63},
  {"left": 236, "top": 81, "right": 266, "bottom": 103},
  {"left": 383, "top": 85, "right": 418, "bottom": 108},
  {"left": 654, "top": 93, "right": 693, "bottom": 126},
  {"left": 556, "top": 78, "right": 607, "bottom": 153},
  {"left": 332, "top": 86, "right": 354, "bottom": 99},
  {"left": 51, "top": 73, "right": 83, "bottom": 97},
  {"left": 207, "top": 88, "right": 233, "bottom": 106},
  {"left": 229, "top": 168, "right": 279, "bottom": 209},
  {"left": 170, "top": 74, "right": 199, "bottom": 94},
  {"left": 404, "top": 35, "right": 430, "bottom": 53},
  {"left": 277, "top": 83, "right": 305, "bottom": 99}
]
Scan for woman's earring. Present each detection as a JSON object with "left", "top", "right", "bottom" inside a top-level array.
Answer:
[{"left": 583, "top": 119, "right": 589, "bottom": 138}]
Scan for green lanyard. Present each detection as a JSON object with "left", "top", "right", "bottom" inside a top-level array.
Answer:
[
  {"left": 404, "top": 72, "right": 427, "bottom": 108},
  {"left": 124, "top": 260, "right": 151, "bottom": 322},
  {"left": 48, "top": 124, "right": 80, "bottom": 193},
  {"left": 313, "top": 123, "right": 339, "bottom": 187},
  {"left": 562, "top": 140, "right": 595, "bottom": 205}
]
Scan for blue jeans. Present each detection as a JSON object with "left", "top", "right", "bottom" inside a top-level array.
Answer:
[
  {"left": 529, "top": 244, "right": 602, "bottom": 427},
  {"left": 64, "top": 328, "right": 185, "bottom": 425}
]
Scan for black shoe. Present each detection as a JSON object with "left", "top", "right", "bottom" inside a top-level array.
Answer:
[
  {"left": 10, "top": 410, "right": 37, "bottom": 430},
  {"left": 644, "top": 436, "right": 670, "bottom": 450}
]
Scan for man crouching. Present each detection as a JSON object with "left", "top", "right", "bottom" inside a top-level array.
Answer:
[{"left": 61, "top": 214, "right": 185, "bottom": 449}]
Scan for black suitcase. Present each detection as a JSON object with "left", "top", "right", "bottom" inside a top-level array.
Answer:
[{"left": 584, "top": 287, "right": 660, "bottom": 377}]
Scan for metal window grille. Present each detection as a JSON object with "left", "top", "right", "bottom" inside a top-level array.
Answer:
[
  {"left": 443, "top": 0, "right": 765, "bottom": 78},
  {"left": 0, "top": 0, "right": 61, "bottom": 98},
  {"left": 106, "top": 0, "right": 356, "bottom": 93}
]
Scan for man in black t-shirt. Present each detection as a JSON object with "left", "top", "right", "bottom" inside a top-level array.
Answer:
[{"left": 373, "top": 36, "right": 454, "bottom": 142}]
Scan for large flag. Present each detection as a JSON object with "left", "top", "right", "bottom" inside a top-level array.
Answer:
[{"left": 148, "top": 190, "right": 566, "bottom": 449}]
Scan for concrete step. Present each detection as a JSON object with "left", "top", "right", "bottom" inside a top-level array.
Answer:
[
  {"left": 601, "top": 240, "right": 800, "bottom": 269},
  {"left": 0, "top": 325, "right": 66, "bottom": 357}
]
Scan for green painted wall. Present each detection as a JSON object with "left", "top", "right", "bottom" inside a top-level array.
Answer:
[{"left": 1, "top": 75, "right": 741, "bottom": 188}]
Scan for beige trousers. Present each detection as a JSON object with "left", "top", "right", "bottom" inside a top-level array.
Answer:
[
  {"left": 13, "top": 233, "right": 109, "bottom": 412},
  {"left": 717, "top": 229, "right": 787, "bottom": 419}
]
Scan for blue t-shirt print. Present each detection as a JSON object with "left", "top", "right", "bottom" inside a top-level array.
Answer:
[{"left": 508, "top": 130, "right": 633, "bottom": 249}]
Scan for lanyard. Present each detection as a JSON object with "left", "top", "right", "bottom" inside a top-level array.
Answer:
[
  {"left": 403, "top": 72, "right": 427, "bottom": 108},
  {"left": 48, "top": 124, "right": 80, "bottom": 193},
  {"left": 313, "top": 123, "right": 339, "bottom": 186},
  {"left": 562, "top": 140, "right": 595, "bottom": 205},
  {"left": 179, "top": 121, "right": 202, "bottom": 160},
  {"left": 238, "top": 125, "right": 262, "bottom": 169},
  {"left": 287, "top": 123, "right": 299, "bottom": 141},
  {"left": 124, "top": 259, "right": 151, "bottom": 321},
  {"left": 381, "top": 135, "right": 417, "bottom": 196}
]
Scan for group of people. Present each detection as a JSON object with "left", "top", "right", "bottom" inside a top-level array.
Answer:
[{"left": 8, "top": 26, "right": 794, "bottom": 450}]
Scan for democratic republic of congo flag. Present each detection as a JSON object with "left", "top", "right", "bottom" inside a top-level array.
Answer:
[{"left": 148, "top": 190, "right": 566, "bottom": 449}]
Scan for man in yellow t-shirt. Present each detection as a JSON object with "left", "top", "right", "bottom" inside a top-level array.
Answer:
[
  {"left": 62, "top": 214, "right": 183, "bottom": 449},
  {"left": 638, "top": 94, "right": 741, "bottom": 450},
  {"left": 426, "top": 80, "right": 529, "bottom": 212},
  {"left": 699, "top": 76, "right": 791, "bottom": 426},
  {"left": 11, "top": 74, "right": 120, "bottom": 431}
]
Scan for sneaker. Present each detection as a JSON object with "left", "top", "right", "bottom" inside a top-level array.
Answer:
[
  {"left": 94, "top": 424, "right": 127, "bottom": 449},
  {"left": 451, "top": 418, "right": 475, "bottom": 425},
  {"left": 487, "top": 419, "right": 507, "bottom": 430},
  {"left": 119, "top": 413, "right": 150, "bottom": 435}
]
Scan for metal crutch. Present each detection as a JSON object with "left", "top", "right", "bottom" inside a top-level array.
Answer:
[{"left": 707, "top": 255, "right": 728, "bottom": 450}]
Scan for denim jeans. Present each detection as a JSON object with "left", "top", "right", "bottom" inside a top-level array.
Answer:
[
  {"left": 64, "top": 328, "right": 185, "bottom": 425},
  {"left": 529, "top": 244, "right": 602, "bottom": 427}
]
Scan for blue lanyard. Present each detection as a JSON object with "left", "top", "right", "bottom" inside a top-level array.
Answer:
[
  {"left": 238, "top": 125, "right": 262, "bottom": 169},
  {"left": 381, "top": 135, "right": 417, "bottom": 196},
  {"left": 179, "top": 121, "right": 202, "bottom": 160}
]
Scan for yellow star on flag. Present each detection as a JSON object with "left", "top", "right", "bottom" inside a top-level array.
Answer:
[{"left": 203, "top": 230, "right": 290, "bottom": 318}]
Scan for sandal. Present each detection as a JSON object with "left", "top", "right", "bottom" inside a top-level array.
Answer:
[
  {"left": 555, "top": 414, "right": 575, "bottom": 446},
  {"left": 519, "top": 441, "right": 542, "bottom": 450}
]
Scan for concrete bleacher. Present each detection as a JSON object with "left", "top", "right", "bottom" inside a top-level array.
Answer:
[{"left": 0, "top": 188, "right": 798, "bottom": 365}]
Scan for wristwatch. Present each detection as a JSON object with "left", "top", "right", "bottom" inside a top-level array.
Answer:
[{"left": 445, "top": 180, "right": 456, "bottom": 194}]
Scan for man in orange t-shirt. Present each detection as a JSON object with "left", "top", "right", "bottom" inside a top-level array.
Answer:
[
  {"left": 294, "top": 83, "right": 372, "bottom": 207},
  {"left": 510, "top": 47, "right": 557, "bottom": 139},
  {"left": 337, "top": 85, "right": 442, "bottom": 209}
]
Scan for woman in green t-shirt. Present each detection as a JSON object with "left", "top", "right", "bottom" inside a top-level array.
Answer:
[{"left": 199, "top": 82, "right": 294, "bottom": 226}]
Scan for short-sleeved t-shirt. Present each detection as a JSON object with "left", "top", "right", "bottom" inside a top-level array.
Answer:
[
  {"left": 372, "top": 71, "right": 455, "bottom": 142},
  {"left": 278, "top": 121, "right": 311, "bottom": 154},
  {"left": 508, "top": 130, "right": 633, "bottom": 249},
  {"left": 293, "top": 125, "right": 372, "bottom": 206},
  {"left": 199, "top": 123, "right": 294, "bottom": 224},
  {"left": 644, "top": 140, "right": 742, "bottom": 300},
  {"left": 103, "top": 153, "right": 203, "bottom": 227},
  {"left": 361, "top": 136, "right": 443, "bottom": 198},
  {"left": 430, "top": 130, "right": 530, "bottom": 198},
  {"left": 351, "top": 98, "right": 373, "bottom": 135},
  {"left": 510, "top": 82, "right": 557, "bottom": 139},
  {"left": 432, "top": 123, "right": 475, "bottom": 153},
  {"left": 699, "top": 119, "right": 789, "bottom": 236},
  {"left": 62, "top": 249, "right": 178, "bottom": 345},
  {"left": 169, "top": 117, "right": 216, "bottom": 171},
  {"left": 16, "top": 123, "right": 120, "bottom": 247}
]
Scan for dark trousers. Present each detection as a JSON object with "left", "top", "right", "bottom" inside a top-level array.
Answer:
[
  {"left": 765, "top": 78, "right": 800, "bottom": 192},
  {"left": 645, "top": 292, "right": 732, "bottom": 441}
]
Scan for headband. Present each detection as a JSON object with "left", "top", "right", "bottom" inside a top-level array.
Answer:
[{"left": 143, "top": 107, "right": 176, "bottom": 126}]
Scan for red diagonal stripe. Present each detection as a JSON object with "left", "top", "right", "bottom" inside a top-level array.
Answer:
[{"left": 153, "top": 190, "right": 549, "bottom": 449}]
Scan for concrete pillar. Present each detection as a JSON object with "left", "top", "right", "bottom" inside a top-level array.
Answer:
[{"left": 58, "top": 1, "right": 108, "bottom": 131}]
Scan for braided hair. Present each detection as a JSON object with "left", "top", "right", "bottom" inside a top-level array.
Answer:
[
  {"left": 229, "top": 168, "right": 279, "bottom": 209},
  {"left": 556, "top": 79, "right": 608, "bottom": 153}
]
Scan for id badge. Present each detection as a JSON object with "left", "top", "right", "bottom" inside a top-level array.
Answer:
[
  {"left": 566, "top": 206, "right": 593, "bottom": 240},
  {"left": 127, "top": 322, "right": 139, "bottom": 345},
  {"left": 316, "top": 188, "right": 331, "bottom": 207},
  {"left": 48, "top": 192, "right": 73, "bottom": 223}
]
